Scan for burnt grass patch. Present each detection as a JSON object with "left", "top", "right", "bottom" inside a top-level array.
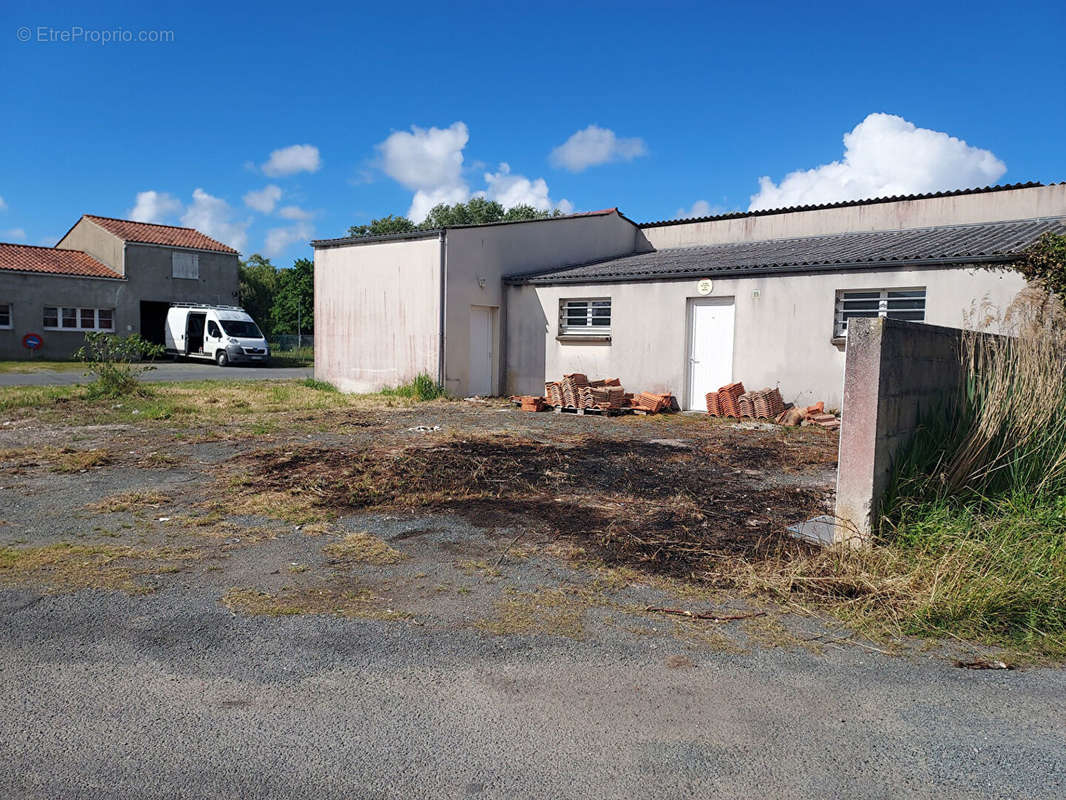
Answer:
[{"left": 233, "top": 433, "right": 835, "bottom": 577}]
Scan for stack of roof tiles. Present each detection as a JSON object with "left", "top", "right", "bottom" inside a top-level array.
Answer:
[
  {"left": 560, "top": 373, "right": 590, "bottom": 408},
  {"left": 737, "top": 392, "right": 755, "bottom": 418},
  {"left": 544, "top": 382, "right": 564, "bottom": 407},
  {"left": 705, "top": 392, "right": 720, "bottom": 416},
  {"left": 715, "top": 382, "right": 746, "bottom": 418},
  {"left": 630, "top": 392, "right": 674, "bottom": 413},
  {"left": 752, "top": 388, "right": 786, "bottom": 419},
  {"left": 588, "top": 385, "right": 626, "bottom": 409}
]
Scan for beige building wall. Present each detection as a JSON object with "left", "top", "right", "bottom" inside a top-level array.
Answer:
[
  {"left": 56, "top": 218, "right": 126, "bottom": 274},
  {"left": 314, "top": 235, "right": 442, "bottom": 393},
  {"left": 639, "top": 184, "right": 1066, "bottom": 250},
  {"left": 441, "top": 212, "right": 637, "bottom": 396},
  {"left": 506, "top": 266, "right": 1026, "bottom": 410}
]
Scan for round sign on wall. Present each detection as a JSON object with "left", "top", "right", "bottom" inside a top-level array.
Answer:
[
  {"left": 22, "top": 332, "right": 43, "bottom": 351},
  {"left": 696, "top": 278, "right": 713, "bottom": 296}
]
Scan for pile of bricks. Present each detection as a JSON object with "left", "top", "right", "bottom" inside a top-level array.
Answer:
[
  {"left": 588, "top": 385, "right": 627, "bottom": 409},
  {"left": 517, "top": 395, "right": 547, "bottom": 412},
  {"left": 775, "top": 401, "right": 841, "bottom": 430}
]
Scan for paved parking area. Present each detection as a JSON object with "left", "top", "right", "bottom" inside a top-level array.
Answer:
[{"left": 0, "top": 361, "right": 312, "bottom": 386}]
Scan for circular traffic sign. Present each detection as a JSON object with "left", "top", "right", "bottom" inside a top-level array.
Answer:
[{"left": 22, "top": 332, "right": 43, "bottom": 351}]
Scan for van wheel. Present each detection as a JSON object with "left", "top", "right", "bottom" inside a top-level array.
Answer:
[{"left": 216, "top": 351, "right": 229, "bottom": 367}]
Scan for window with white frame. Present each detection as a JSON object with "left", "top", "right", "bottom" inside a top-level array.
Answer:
[
  {"left": 43, "top": 306, "right": 115, "bottom": 332},
  {"left": 0, "top": 303, "right": 11, "bottom": 329},
  {"left": 172, "top": 251, "right": 199, "bottom": 280},
  {"left": 834, "top": 288, "right": 926, "bottom": 338},
  {"left": 559, "top": 298, "right": 611, "bottom": 335}
]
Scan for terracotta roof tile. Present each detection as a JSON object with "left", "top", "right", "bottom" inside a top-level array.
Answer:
[
  {"left": 0, "top": 243, "right": 123, "bottom": 279},
  {"left": 83, "top": 215, "right": 239, "bottom": 254}
]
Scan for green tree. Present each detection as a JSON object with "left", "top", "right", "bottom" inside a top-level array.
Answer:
[
  {"left": 347, "top": 214, "right": 418, "bottom": 238},
  {"left": 271, "top": 257, "right": 314, "bottom": 335},
  {"left": 239, "top": 254, "right": 278, "bottom": 338},
  {"left": 347, "top": 200, "right": 566, "bottom": 238},
  {"left": 1011, "top": 232, "right": 1066, "bottom": 301}
]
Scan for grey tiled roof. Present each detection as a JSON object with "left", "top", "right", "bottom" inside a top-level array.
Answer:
[{"left": 505, "top": 217, "right": 1066, "bottom": 286}]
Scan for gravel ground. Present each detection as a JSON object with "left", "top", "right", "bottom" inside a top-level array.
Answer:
[{"left": 1, "top": 396, "right": 1063, "bottom": 797}]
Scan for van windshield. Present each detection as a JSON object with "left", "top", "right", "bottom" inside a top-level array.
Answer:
[{"left": 219, "top": 320, "right": 263, "bottom": 338}]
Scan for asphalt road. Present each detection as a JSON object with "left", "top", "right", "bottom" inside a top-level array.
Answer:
[
  {"left": 2, "top": 587, "right": 1063, "bottom": 799},
  {"left": 0, "top": 361, "right": 312, "bottom": 386}
]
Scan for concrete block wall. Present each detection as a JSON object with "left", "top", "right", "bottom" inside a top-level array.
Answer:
[{"left": 834, "top": 317, "right": 981, "bottom": 543}]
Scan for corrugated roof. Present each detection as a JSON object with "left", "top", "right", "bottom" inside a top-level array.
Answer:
[
  {"left": 82, "top": 215, "right": 239, "bottom": 254},
  {"left": 640, "top": 182, "right": 1057, "bottom": 228},
  {"left": 505, "top": 217, "right": 1066, "bottom": 286},
  {"left": 0, "top": 243, "right": 123, "bottom": 279},
  {"left": 312, "top": 208, "right": 629, "bottom": 248}
]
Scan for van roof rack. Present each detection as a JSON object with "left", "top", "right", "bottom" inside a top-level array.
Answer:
[{"left": 170, "top": 302, "right": 247, "bottom": 312}]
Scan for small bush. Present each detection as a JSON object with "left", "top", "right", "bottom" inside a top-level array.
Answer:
[
  {"left": 381, "top": 372, "right": 447, "bottom": 401},
  {"left": 74, "top": 333, "right": 164, "bottom": 400}
]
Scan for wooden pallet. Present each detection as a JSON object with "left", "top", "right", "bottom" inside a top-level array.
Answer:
[{"left": 550, "top": 404, "right": 627, "bottom": 416}]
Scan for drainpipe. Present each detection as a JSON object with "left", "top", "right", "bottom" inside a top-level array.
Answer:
[{"left": 438, "top": 230, "right": 447, "bottom": 388}]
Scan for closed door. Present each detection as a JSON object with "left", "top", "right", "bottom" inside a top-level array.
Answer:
[
  {"left": 469, "top": 305, "right": 496, "bottom": 396},
  {"left": 686, "top": 298, "right": 735, "bottom": 410}
]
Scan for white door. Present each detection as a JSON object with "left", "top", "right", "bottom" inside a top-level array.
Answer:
[
  {"left": 686, "top": 298, "right": 735, "bottom": 410},
  {"left": 469, "top": 306, "right": 495, "bottom": 396}
]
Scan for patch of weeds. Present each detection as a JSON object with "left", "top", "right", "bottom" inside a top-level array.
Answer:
[
  {"left": 51, "top": 447, "right": 111, "bottom": 473},
  {"left": 87, "top": 490, "right": 170, "bottom": 513},
  {"left": 456, "top": 559, "right": 502, "bottom": 578},
  {"left": 221, "top": 586, "right": 412, "bottom": 620},
  {"left": 323, "top": 531, "right": 406, "bottom": 565},
  {"left": 288, "top": 563, "right": 309, "bottom": 574},
  {"left": 474, "top": 584, "right": 611, "bottom": 640},
  {"left": 380, "top": 372, "right": 447, "bottom": 401},
  {"left": 301, "top": 378, "right": 338, "bottom": 392}
]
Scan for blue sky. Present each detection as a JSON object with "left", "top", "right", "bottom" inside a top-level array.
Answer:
[{"left": 2, "top": 0, "right": 1064, "bottom": 265}]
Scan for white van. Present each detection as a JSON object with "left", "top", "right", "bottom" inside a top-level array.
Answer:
[{"left": 164, "top": 304, "right": 270, "bottom": 366}]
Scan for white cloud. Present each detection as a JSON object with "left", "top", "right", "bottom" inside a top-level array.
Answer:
[
  {"left": 3, "top": 227, "right": 26, "bottom": 241},
  {"left": 181, "top": 188, "right": 249, "bottom": 252},
  {"left": 748, "top": 113, "right": 1007, "bottom": 211},
  {"left": 263, "top": 221, "right": 313, "bottom": 258},
  {"left": 549, "top": 125, "right": 647, "bottom": 173},
  {"left": 243, "top": 185, "right": 283, "bottom": 213},
  {"left": 375, "top": 122, "right": 573, "bottom": 221},
  {"left": 479, "top": 163, "right": 572, "bottom": 214},
  {"left": 278, "top": 205, "right": 313, "bottom": 220},
  {"left": 675, "top": 200, "right": 724, "bottom": 219},
  {"left": 127, "top": 190, "right": 182, "bottom": 223},
  {"left": 261, "top": 144, "right": 322, "bottom": 177},
  {"left": 377, "top": 122, "right": 470, "bottom": 221}
]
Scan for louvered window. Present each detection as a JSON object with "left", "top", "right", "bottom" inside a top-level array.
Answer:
[{"left": 834, "top": 288, "right": 926, "bottom": 337}]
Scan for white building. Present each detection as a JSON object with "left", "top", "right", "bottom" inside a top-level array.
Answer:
[{"left": 312, "top": 182, "right": 1066, "bottom": 409}]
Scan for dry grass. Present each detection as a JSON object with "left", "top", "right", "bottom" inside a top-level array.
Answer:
[
  {"left": 0, "top": 542, "right": 202, "bottom": 594},
  {"left": 50, "top": 447, "right": 111, "bottom": 473},
  {"left": 474, "top": 584, "right": 612, "bottom": 639},
  {"left": 221, "top": 586, "right": 412, "bottom": 620},
  {"left": 323, "top": 531, "right": 407, "bottom": 565},
  {"left": 222, "top": 490, "right": 332, "bottom": 525},
  {"left": 87, "top": 489, "right": 171, "bottom": 513}
]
